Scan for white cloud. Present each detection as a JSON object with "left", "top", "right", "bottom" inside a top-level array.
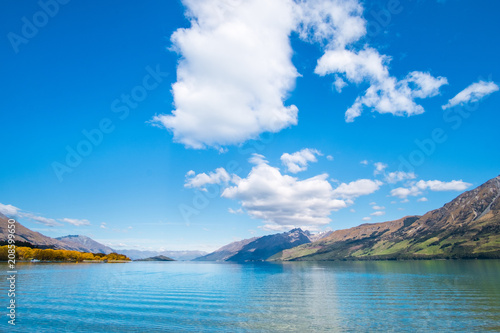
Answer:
[
  {"left": 417, "top": 197, "right": 428, "bottom": 202},
  {"left": 385, "top": 171, "right": 417, "bottom": 184},
  {"left": 19, "top": 212, "right": 61, "bottom": 227},
  {"left": 391, "top": 179, "right": 471, "bottom": 199},
  {"left": 185, "top": 167, "right": 232, "bottom": 189},
  {"left": 415, "top": 180, "right": 471, "bottom": 192},
  {"left": 390, "top": 186, "right": 422, "bottom": 199},
  {"left": 222, "top": 155, "right": 347, "bottom": 227},
  {"left": 373, "top": 162, "right": 387, "bottom": 175},
  {"left": 362, "top": 217, "right": 371, "bottom": 221},
  {"left": 295, "top": 0, "right": 366, "bottom": 48},
  {"left": 316, "top": 47, "right": 388, "bottom": 84},
  {"left": 442, "top": 80, "right": 499, "bottom": 109},
  {"left": 333, "top": 76, "right": 347, "bottom": 92},
  {"left": 298, "top": 0, "right": 447, "bottom": 123},
  {"left": 153, "top": 0, "right": 299, "bottom": 148},
  {"left": 100, "top": 222, "right": 107, "bottom": 229},
  {"left": 281, "top": 148, "right": 322, "bottom": 173},
  {"left": 0, "top": 203, "right": 65, "bottom": 227},
  {"left": 249, "top": 153, "right": 268, "bottom": 165},
  {"left": 260, "top": 224, "right": 298, "bottom": 232},
  {"left": 103, "top": 242, "right": 130, "bottom": 249},
  {"left": 372, "top": 205, "right": 385, "bottom": 210},
  {"left": 331, "top": 179, "right": 383, "bottom": 199},
  {"left": 340, "top": 65, "right": 448, "bottom": 122},
  {"left": 371, "top": 211, "right": 385, "bottom": 216},
  {"left": 326, "top": 155, "right": 334, "bottom": 161},
  {"left": 406, "top": 71, "right": 449, "bottom": 99},
  {"left": 369, "top": 202, "right": 376, "bottom": 205},
  {"left": 0, "top": 203, "right": 20, "bottom": 216},
  {"left": 259, "top": 224, "right": 321, "bottom": 232},
  {"left": 228, "top": 208, "right": 244, "bottom": 214},
  {"left": 60, "top": 218, "right": 91, "bottom": 226},
  {"left": 350, "top": 208, "right": 356, "bottom": 213},
  {"left": 153, "top": 0, "right": 450, "bottom": 149},
  {"left": 360, "top": 160, "right": 369, "bottom": 165}
]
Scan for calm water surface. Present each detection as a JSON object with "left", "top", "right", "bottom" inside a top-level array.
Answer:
[{"left": 1, "top": 260, "right": 499, "bottom": 332}]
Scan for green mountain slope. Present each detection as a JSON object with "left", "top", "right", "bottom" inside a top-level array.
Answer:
[{"left": 270, "top": 175, "right": 500, "bottom": 261}]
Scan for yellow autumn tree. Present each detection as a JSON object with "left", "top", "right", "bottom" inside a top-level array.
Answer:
[{"left": 0, "top": 245, "right": 130, "bottom": 262}]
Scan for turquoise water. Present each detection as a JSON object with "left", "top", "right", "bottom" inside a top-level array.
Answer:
[{"left": 1, "top": 260, "right": 500, "bottom": 332}]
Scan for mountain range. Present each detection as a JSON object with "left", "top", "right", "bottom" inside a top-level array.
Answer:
[
  {"left": 2, "top": 175, "right": 499, "bottom": 261},
  {"left": 194, "top": 228, "right": 331, "bottom": 261},
  {"left": 0, "top": 213, "right": 206, "bottom": 260},
  {"left": 197, "top": 175, "right": 500, "bottom": 261},
  {"left": 0, "top": 214, "right": 123, "bottom": 254},
  {"left": 271, "top": 175, "right": 500, "bottom": 260},
  {"left": 0, "top": 213, "right": 83, "bottom": 251},
  {"left": 118, "top": 249, "right": 207, "bottom": 261},
  {"left": 55, "top": 235, "right": 115, "bottom": 254}
]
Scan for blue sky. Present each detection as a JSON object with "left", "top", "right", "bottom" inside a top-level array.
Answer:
[{"left": 1, "top": 0, "right": 499, "bottom": 252}]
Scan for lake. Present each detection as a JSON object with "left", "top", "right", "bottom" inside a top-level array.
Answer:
[{"left": 1, "top": 260, "right": 500, "bottom": 332}]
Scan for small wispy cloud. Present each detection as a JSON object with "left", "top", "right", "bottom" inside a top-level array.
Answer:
[
  {"left": 20, "top": 212, "right": 61, "bottom": 227},
  {"left": 390, "top": 179, "right": 471, "bottom": 199},
  {"left": 332, "top": 179, "right": 383, "bottom": 199},
  {"left": 185, "top": 168, "right": 232, "bottom": 189},
  {"left": 371, "top": 211, "right": 385, "bottom": 217},
  {"left": 60, "top": 218, "right": 91, "bottom": 226},
  {"left": 384, "top": 171, "right": 416, "bottom": 184},
  {"left": 0, "top": 202, "right": 92, "bottom": 227},
  {"left": 281, "top": 148, "right": 322, "bottom": 173},
  {"left": 373, "top": 162, "right": 387, "bottom": 175},
  {"left": 442, "top": 80, "right": 499, "bottom": 109},
  {"left": 0, "top": 203, "right": 20, "bottom": 216},
  {"left": 228, "top": 208, "right": 244, "bottom": 214}
]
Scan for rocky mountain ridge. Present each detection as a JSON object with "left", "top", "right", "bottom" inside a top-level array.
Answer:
[
  {"left": 271, "top": 175, "right": 500, "bottom": 261},
  {"left": 195, "top": 228, "right": 333, "bottom": 262},
  {"left": 56, "top": 235, "right": 115, "bottom": 254}
]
